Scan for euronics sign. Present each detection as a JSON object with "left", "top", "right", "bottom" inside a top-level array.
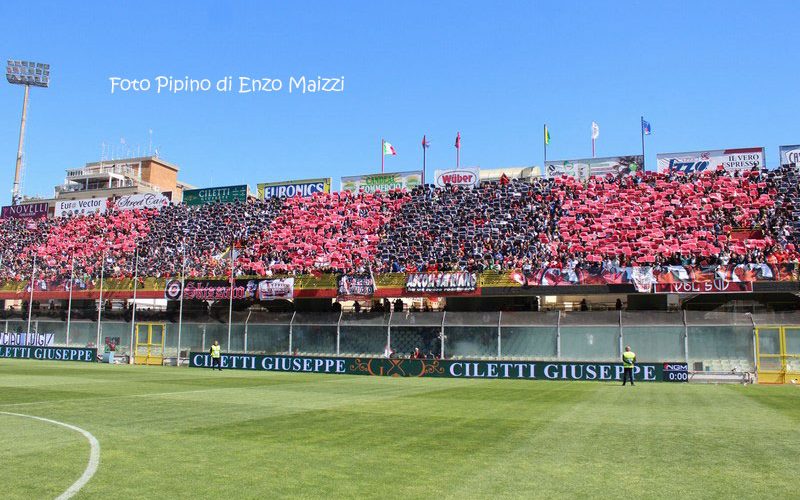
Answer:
[
  {"left": 190, "top": 354, "right": 686, "bottom": 382},
  {"left": 257, "top": 178, "right": 332, "bottom": 199}
]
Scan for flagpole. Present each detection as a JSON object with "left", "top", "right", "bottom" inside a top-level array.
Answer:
[
  {"left": 96, "top": 250, "right": 105, "bottom": 349},
  {"left": 592, "top": 137, "right": 595, "bottom": 158},
  {"left": 66, "top": 251, "right": 75, "bottom": 346},
  {"left": 543, "top": 124, "right": 547, "bottom": 172},
  {"left": 381, "top": 138, "right": 384, "bottom": 173},
  {"left": 177, "top": 242, "right": 185, "bottom": 363},
  {"left": 26, "top": 254, "right": 36, "bottom": 335},
  {"left": 456, "top": 136, "right": 460, "bottom": 168},
  {"left": 640, "top": 116, "right": 646, "bottom": 171},
  {"left": 422, "top": 137, "right": 427, "bottom": 185},
  {"left": 228, "top": 238, "right": 234, "bottom": 351},
  {"left": 129, "top": 245, "right": 139, "bottom": 364}
]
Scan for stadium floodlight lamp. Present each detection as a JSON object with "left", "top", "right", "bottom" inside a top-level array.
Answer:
[
  {"left": 6, "top": 60, "right": 50, "bottom": 87},
  {"left": 6, "top": 59, "right": 50, "bottom": 205}
]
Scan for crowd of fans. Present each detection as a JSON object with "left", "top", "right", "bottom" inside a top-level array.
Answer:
[{"left": 0, "top": 166, "right": 798, "bottom": 284}]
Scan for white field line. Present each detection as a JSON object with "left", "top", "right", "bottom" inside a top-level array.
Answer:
[{"left": 0, "top": 411, "right": 100, "bottom": 499}]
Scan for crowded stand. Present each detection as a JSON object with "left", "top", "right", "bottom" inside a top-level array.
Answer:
[{"left": 0, "top": 167, "right": 798, "bottom": 282}]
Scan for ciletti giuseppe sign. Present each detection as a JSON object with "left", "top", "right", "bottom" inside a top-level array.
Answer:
[
  {"left": 0, "top": 346, "right": 96, "bottom": 362},
  {"left": 189, "top": 353, "right": 685, "bottom": 382}
]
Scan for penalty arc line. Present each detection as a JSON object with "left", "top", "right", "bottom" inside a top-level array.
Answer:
[{"left": 0, "top": 411, "right": 100, "bottom": 500}]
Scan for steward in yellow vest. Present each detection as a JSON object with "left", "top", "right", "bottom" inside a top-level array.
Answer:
[
  {"left": 622, "top": 346, "right": 636, "bottom": 386},
  {"left": 210, "top": 341, "right": 222, "bottom": 371}
]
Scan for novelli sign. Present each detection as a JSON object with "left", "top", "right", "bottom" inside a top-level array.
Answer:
[
  {"left": 189, "top": 353, "right": 685, "bottom": 382},
  {"left": 0, "top": 202, "right": 48, "bottom": 220},
  {"left": 434, "top": 167, "right": 480, "bottom": 188},
  {"left": 0, "top": 346, "right": 96, "bottom": 362}
]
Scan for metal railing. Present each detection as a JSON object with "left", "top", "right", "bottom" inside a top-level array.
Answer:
[{"left": 2, "top": 310, "right": 760, "bottom": 372}]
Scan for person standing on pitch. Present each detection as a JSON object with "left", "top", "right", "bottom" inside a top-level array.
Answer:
[
  {"left": 210, "top": 340, "right": 222, "bottom": 371},
  {"left": 622, "top": 345, "right": 636, "bottom": 386}
]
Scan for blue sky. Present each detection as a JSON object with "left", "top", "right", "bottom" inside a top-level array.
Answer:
[{"left": 0, "top": 0, "right": 798, "bottom": 202}]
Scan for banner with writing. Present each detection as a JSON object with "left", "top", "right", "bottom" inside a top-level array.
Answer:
[
  {"left": 257, "top": 178, "right": 332, "bottom": 199},
  {"left": 1, "top": 202, "right": 48, "bottom": 220},
  {"left": 434, "top": 167, "right": 480, "bottom": 188},
  {"left": 406, "top": 272, "right": 477, "bottom": 293},
  {"left": 337, "top": 275, "right": 376, "bottom": 297},
  {"left": 657, "top": 147, "right": 765, "bottom": 174},
  {"left": 341, "top": 171, "right": 422, "bottom": 194},
  {"left": 189, "top": 353, "right": 684, "bottom": 382},
  {"left": 182, "top": 185, "right": 248, "bottom": 206},
  {"left": 54, "top": 197, "right": 108, "bottom": 218},
  {"left": 115, "top": 193, "right": 170, "bottom": 211}
]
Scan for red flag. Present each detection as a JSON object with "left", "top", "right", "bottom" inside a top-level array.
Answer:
[
  {"left": 454, "top": 132, "right": 461, "bottom": 149},
  {"left": 422, "top": 135, "right": 430, "bottom": 149}
]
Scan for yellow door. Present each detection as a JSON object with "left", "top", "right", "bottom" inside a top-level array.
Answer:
[
  {"left": 755, "top": 327, "right": 784, "bottom": 384},
  {"left": 784, "top": 326, "right": 800, "bottom": 384},
  {"left": 133, "top": 324, "right": 166, "bottom": 366}
]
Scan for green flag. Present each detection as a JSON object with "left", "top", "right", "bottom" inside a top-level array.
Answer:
[{"left": 544, "top": 125, "right": 551, "bottom": 145}]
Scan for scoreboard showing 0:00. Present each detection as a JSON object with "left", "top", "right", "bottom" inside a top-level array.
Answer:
[{"left": 662, "top": 363, "right": 689, "bottom": 382}]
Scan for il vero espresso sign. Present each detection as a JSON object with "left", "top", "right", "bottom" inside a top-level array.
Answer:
[{"left": 190, "top": 354, "right": 685, "bottom": 382}]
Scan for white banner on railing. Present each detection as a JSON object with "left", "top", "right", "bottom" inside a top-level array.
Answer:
[{"left": 0, "top": 332, "right": 55, "bottom": 347}]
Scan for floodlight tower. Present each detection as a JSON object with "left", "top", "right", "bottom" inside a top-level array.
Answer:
[{"left": 6, "top": 60, "right": 50, "bottom": 205}]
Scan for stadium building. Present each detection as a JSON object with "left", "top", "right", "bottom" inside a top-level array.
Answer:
[{"left": 1, "top": 158, "right": 799, "bottom": 384}]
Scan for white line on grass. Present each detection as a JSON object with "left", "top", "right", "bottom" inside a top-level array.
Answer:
[{"left": 0, "top": 411, "right": 100, "bottom": 499}]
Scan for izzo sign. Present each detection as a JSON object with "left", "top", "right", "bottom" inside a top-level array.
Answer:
[{"left": 189, "top": 353, "right": 683, "bottom": 382}]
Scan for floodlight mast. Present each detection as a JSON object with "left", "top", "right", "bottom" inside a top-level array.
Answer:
[{"left": 6, "top": 60, "right": 50, "bottom": 205}]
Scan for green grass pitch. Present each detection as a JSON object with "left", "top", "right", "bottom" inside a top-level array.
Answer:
[{"left": 1, "top": 359, "right": 798, "bottom": 499}]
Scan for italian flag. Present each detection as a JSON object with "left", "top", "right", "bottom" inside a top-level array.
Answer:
[{"left": 383, "top": 141, "right": 397, "bottom": 156}]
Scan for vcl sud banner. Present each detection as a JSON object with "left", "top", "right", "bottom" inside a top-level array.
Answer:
[
  {"left": 340, "top": 171, "right": 422, "bottom": 194},
  {"left": 434, "top": 167, "right": 480, "bottom": 188},
  {"left": 182, "top": 185, "right": 248, "bottom": 206},
  {"left": 546, "top": 155, "right": 643, "bottom": 180},
  {"left": 54, "top": 197, "right": 108, "bottom": 218},
  {"left": 406, "top": 272, "right": 477, "bottom": 293},
  {"left": 189, "top": 353, "right": 687, "bottom": 382},
  {"left": 780, "top": 145, "right": 800, "bottom": 167},
  {"left": 115, "top": 192, "right": 170, "bottom": 210},
  {"left": 1, "top": 202, "right": 48, "bottom": 220},
  {"left": 257, "top": 177, "right": 332, "bottom": 199},
  {"left": 657, "top": 147, "right": 765, "bottom": 174},
  {"left": 164, "top": 277, "right": 294, "bottom": 301},
  {"left": 0, "top": 346, "right": 96, "bottom": 362},
  {"left": 654, "top": 280, "right": 753, "bottom": 293}
]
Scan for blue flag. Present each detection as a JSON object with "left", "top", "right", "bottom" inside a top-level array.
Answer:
[{"left": 642, "top": 119, "right": 652, "bottom": 135}]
